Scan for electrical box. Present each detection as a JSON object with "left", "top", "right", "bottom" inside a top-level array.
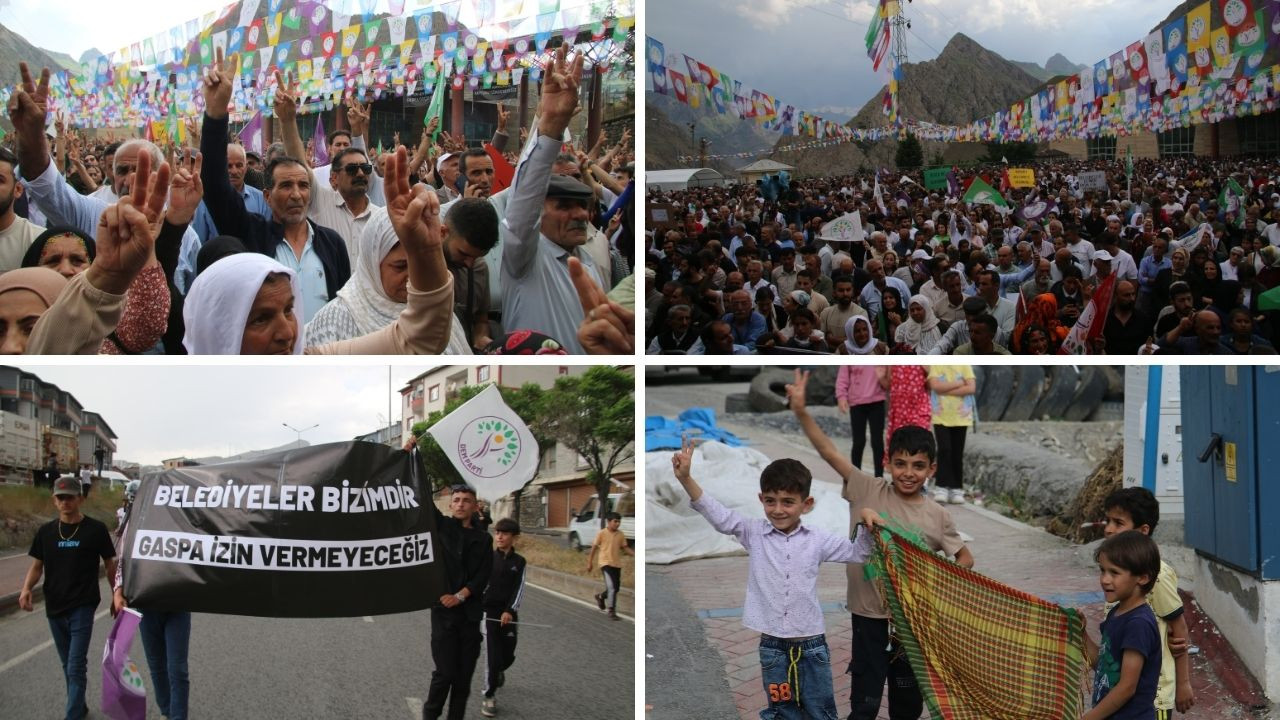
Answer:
[{"left": 1181, "top": 366, "right": 1280, "bottom": 579}]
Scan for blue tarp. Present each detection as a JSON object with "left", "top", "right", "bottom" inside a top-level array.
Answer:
[{"left": 645, "top": 408, "right": 745, "bottom": 452}]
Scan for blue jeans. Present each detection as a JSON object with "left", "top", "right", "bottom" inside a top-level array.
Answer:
[
  {"left": 139, "top": 610, "right": 192, "bottom": 720},
  {"left": 758, "top": 634, "right": 837, "bottom": 720},
  {"left": 48, "top": 604, "right": 95, "bottom": 720}
]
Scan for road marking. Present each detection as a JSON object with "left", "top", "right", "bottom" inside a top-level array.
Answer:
[
  {"left": 363, "top": 616, "right": 374, "bottom": 623},
  {"left": 405, "top": 697, "right": 421, "bottom": 719},
  {"left": 0, "top": 608, "right": 109, "bottom": 675},
  {"left": 526, "top": 583, "right": 633, "bottom": 623}
]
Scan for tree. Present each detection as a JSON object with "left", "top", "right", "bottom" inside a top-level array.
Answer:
[
  {"left": 534, "top": 367, "right": 635, "bottom": 529},
  {"left": 980, "top": 141, "right": 1038, "bottom": 165},
  {"left": 410, "top": 383, "right": 548, "bottom": 501},
  {"left": 894, "top": 132, "right": 923, "bottom": 169}
]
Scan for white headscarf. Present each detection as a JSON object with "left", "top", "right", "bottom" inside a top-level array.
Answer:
[
  {"left": 183, "top": 253, "right": 303, "bottom": 355},
  {"left": 897, "top": 294, "right": 942, "bottom": 354},
  {"left": 306, "top": 209, "right": 403, "bottom": 345},
  {"left": 303, "top": 209, "right": 472, "bottom": 353},
  {"left": 843, "top": 315, "right": 879, "bottom": 355}
]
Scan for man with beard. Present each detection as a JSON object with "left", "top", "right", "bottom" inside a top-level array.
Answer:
[
  {"left": 0, "top": 147, "right": 43, "bottom": 272},
  {"left": 646, "top": 304, "right": 700, "bottom": 354},
  {"left": 689, "top": 320, "right": 752, "bottom": 355},
  {"left": 1051, "top": 266, "right": 1086, "bottom": 327},
  {"left": 1020, "top": 258, "right": 1055, "bottom": 306},
  {"left": 1154, "top": 281, "right": 1196, "bottom": 340},
  {"left": 859, "top": 258, "right": 910, "bottom": 317},
  {"left": 1100, "top": 280, "right": 1150, "bottom": 355},
  {"left": 918, "top": 255, "right": 951, "bottom": 308},
  {"left": 932, "top": 270, "right": 967, "bottom": 326},
  {"left": 819, "top": 274, "right": 867, "bottom": 350}
]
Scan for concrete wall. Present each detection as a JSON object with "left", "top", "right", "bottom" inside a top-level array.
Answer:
[
  {"left": 1054, "top": 137, "right": 1088, "bottom": 160},
  {"left": 1193, "top": 555, "right": 1280, "bottom": 700},
  {"left": 1116, "top": 131, "right": 1159, "bottom": 159}
]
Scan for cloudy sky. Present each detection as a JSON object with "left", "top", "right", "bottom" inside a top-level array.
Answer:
[
  {"left": 649, "top": 0, "right": 1179, "bottom": 121},
  {"left": 17, "top": 364, "right": 436, "bottom": 466},
  {"left": 1, "top": 0, "right": 232, "bottom": 59}
]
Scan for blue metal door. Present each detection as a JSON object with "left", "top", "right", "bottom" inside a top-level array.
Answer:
[
  {"left": 1254, "top": 368, "right": 1280, "bottom": 580},
  {"left": 1180, "top": 367, "right": 1259, "bottom": 573}
]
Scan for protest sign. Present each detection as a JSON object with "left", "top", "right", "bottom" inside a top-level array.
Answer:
[
  {"left": 923, "top": 167, "right": 950, "bottom": 190},
  {"left": 647, "top": 202, "right": 680, "bottom": 231},
  {"left": 426, "top": 385, "right": 539, "bottom": 500},
  {"left": 1007, "top": 168, "right": 1035, "bottom": 188},
  {"left": 122, "top": 441, "right": 446, "bottom": 617},
  {"left": 1078, "top": 171, "right": 1109, "bottom": 192}
]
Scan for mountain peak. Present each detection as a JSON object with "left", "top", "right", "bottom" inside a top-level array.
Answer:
[{"left": 939, "top": 33, "right": 983, "bottom": 58}]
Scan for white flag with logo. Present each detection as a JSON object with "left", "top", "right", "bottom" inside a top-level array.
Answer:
[{"left": 425, "top": 385, "right": 539, "bottom": 499}]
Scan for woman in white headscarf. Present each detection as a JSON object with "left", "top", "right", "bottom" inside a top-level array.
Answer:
[
  {"left": 30, "top": 149, "right": 457, "bottom": 355},
  {"left": 895, "top": 293, "right": 943, "bottom": 354},
  {"left": 303, "top": 209, "right": 470, "bottom": 353},
  {"left": 840, "top": 315, "right": 886, "bottom": 355}
]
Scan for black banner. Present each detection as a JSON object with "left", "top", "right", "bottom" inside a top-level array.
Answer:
[{"left": 122, "top": 442, "right": 447, "bottom": 618}]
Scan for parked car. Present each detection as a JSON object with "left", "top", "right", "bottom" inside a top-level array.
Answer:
[{"left": 568, "top": 492, "right": 635, "bottom": 551}]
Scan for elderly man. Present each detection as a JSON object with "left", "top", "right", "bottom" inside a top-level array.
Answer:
[
  {"left": 498, "top": 48, "right": 607, "bottom": 353},
  {"left": 858, "top": 258, "right": 910, "bottom": 317},
  {"left": 721, "top": 289, "right": 768, "bottom": 349},
  {"left": 276, "top": 74, "right": 382, "bottom": 266},
  {"left": 933, "top": 270, "right": 967, "bottom": 326},
  {"left": 188, "top": 140, "right": 272, "bottom": 247},
  {"left": 1157, "top": 309, "right": 1232, "bottom": 354},
  {"left": 646, "top": 304, "right": 700, "bottom": 354},
  {"left": 199, "top": 54, "right": 350, "bottom": 324},
  {"left": 9, "top": 63, "right": 203, "bottom": 297},
  {"left": 1020, "top": 258, "right": 1055, "bottom": 305}
]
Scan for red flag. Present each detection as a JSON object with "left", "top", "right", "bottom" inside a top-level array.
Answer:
[
  {"left": 1126, "top": 41, "right": 1149, "bottom": 84},
  {"left": 669, "top": 68, "right": 689, "bottom": 104},
  {"left": 1220, "top": 0, "right": 1255, "bottom": 36},
  {"left": 484, "top": 142, "right": 514, "bottom": 193},
  {"left": 999, "top": 169, "right": 1012, "bottom": 193},
  {"left": 1058, "top": 273, "right": 1116, "bottom": 354}
]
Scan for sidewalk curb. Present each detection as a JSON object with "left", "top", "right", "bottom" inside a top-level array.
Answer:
[
  {"left": 1181, "top": 588, "right": 1271, "bottom": 711},
  {"left": 524, "top": 565, "right": 634, "bottom": 616}
]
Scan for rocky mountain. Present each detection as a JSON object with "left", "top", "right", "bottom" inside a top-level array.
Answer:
[
  {"left": 1014, "top": 52, "right": 1087, "bottom": 82},
  {"left": 773, "top": 33, "right": 1044, "bottom": 176},
  {"left": 0, "top": 22, "right": 84, "bottom": 86}
]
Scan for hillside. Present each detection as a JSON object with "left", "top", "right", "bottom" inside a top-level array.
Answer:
[
  {"left": 646, "top": 93, "right": 775, "bottom": 175},
  {"left": 1014, "top": 52, "right": 1087, "bottom": 82},
  {"left": 0, "top": 22, "right": 85, "bottom": 86},
  {"left": 775, "top": 33, "right": 1043, "bottom": 175}
]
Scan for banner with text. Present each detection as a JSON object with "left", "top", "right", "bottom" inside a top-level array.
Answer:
[{"left": 122, "top": 441, "right": 446, "bottom": 617}]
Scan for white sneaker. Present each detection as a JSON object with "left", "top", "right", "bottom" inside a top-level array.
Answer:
[
  {"left": 481, "top": 697, "right": 497, "bottom": 717},
  {"left": 948, "top": 489, "right": 966, "bottom": 504},
  {"left": 932, "top": 488, "right": 948, "bottom": 503}
]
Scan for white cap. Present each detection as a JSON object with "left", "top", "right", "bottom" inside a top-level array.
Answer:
[
  {"left": 910, "top": 249, "right": 931, "bottom": 260},
  {"left": 1093, "top": 249, "right": 1114, "bottom": 261},
  {"left": 435, "top": 152, "right": 456, "bottom": 172}
]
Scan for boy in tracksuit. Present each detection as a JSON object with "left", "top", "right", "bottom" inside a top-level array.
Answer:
[{"left": 480, "top": 518, "right": 527, "bottom": 718}]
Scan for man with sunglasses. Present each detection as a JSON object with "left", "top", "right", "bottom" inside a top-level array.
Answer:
[
  {"left": 18, "top": 476, "right": 117, "bottom": 720},
  {"left": 275, "top": 76, "right": 382, "bottom": 267}
]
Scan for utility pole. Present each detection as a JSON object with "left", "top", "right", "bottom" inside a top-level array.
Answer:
[
  {"left": 698, "top": 137, "right": 710, "bottom": 169},
  {"left": 888, "top": 0, "right": 910, "bottom": 128},
  {"left": 688, "top": 121, "right": 696, "bottom": 157}
]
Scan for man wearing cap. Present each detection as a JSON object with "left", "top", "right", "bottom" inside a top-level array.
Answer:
[
  {"left": 498, "top": 48, "right": 606, "bottom": 353},
  {"left": 1221, "top": 245, "right": 1246, "bottom": 281},
  {"left": 19, "top": 476, "right": 118, "bottom": 720},
  {"left": 1092, "top": 248, "right": 1116, "bottom": 286}
]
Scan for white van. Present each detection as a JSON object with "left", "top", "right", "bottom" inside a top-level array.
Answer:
[{"left": 568, "top": 492, "right": 635, "bottom": 551}]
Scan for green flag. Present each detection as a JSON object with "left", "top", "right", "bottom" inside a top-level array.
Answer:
[
  {"left": 962, "top": 176, "right": 1012, "bottom": 213},
  {"left": 1219, "top": 177, "right": 1247, "bottom": 228},
  {"left": 1260, "top": 285, "right": 1280, "bottom": 312},
  {"left": 423, "top": 61, "right": 446, "bottom": 142},
  {"left": 1125, "top": 146, "right": 1133, "bottom": 177}
]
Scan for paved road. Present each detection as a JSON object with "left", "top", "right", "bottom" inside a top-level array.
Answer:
[{"left": 0, "top": 578, "right": 633, "bottom": 719}]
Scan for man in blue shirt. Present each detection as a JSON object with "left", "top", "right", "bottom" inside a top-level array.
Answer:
[{"left": 722, "top": 289, "right": 767, "bottom": 349}]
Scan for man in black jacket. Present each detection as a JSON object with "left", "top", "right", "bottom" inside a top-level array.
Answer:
[
  {"left": 424, "top": 483, "right": 493, "bottom": 720},
  {"left": 480, "top": 518, "right": 527, "bottom": 717},
  {"left": 199, "top": 50, "right": 350, "bottom": 324}
]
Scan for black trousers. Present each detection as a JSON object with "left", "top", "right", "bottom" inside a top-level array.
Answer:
[
  {"left": 481, "top": 609, "right": 519, "bottom": 698},
  {"left": 847, "top": 614, "right": 922, "bottom": 720},
  {"left": 850, "top": 402, "right": 886, "bottom": 478},
  {"left": 423, "top": 608, "right": 482, "bottom": 720},
  {"left": 932, "top": 424, "right": 968, "bottom": 490}
]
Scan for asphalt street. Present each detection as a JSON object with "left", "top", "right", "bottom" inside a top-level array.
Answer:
[{"left": 0, "top": 576, "right": 633, "bottom": 719}]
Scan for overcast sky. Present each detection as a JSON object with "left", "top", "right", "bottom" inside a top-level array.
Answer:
[
  {"left": 1, "top": 0, "right": 232, "bottom": 60},
  {"left": 649, "top": 0, "right": 1178, "bottom": 121},
  {"left": 17, "top": 365, "right": 435, "bottom": 466}
]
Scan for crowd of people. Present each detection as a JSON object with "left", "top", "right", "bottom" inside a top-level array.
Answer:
[
  {"left": 0, "top": 47, "right": 635, "bottom": 355},
  {"left": 644, "top": 154, "right": 1280, "bottom": 355}
]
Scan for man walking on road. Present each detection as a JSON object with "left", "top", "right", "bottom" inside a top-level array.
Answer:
[{"left": 18, "top": 476, "right": 117, "bottom": 720}]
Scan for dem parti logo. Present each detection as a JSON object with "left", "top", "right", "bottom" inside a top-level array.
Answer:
[{"left": 457, "top": 416, "right": 521, "bottom": 478}]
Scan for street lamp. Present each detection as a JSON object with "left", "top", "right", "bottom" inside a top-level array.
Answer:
[{"left": 282, "top": 423, "right": 319, "bottom": 444}]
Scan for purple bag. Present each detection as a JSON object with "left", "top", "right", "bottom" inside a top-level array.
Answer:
[{"left": 101, "top": 608, "right": 147, "bottom": 720}]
